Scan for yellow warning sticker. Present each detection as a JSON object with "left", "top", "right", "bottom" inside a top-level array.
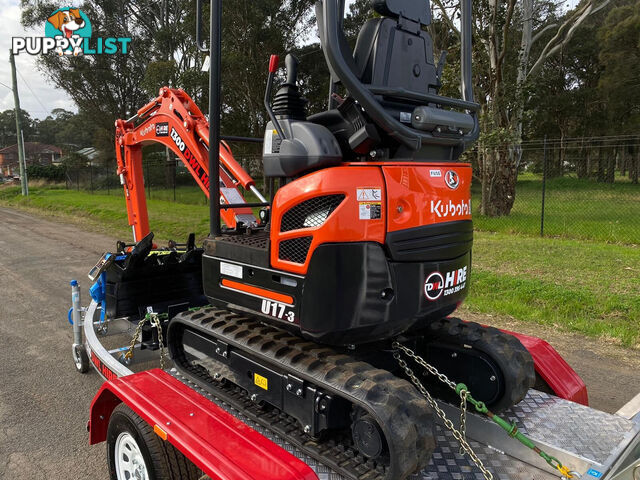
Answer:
[{"left": 254, "top": 373, "right": 268, "bottom": 390}]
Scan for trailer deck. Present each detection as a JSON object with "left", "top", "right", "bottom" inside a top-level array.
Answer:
[
  {"left": 81, "top": 299, "right": 640, "bottom": 480},
  {"left": 169, "top": 369, "right": 639, "bottom": 480}
]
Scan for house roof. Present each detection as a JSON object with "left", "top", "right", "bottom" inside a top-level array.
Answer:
[
  {"left": 76, "top": 147, "right": 99, "bottom": 160},
  {"left": 0, "top": 142, "right": 63, "bottom": 155}
]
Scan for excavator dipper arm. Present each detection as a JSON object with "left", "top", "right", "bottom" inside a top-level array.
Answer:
[{"left": 114, "top": 87, "right": 261, "bottom": 241}]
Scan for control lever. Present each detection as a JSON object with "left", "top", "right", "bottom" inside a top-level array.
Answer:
[
  {"left": 264, "top": 54, "right": 287, "bottom": 140},
  {"left": 272, "top": 53, "right": 307, "bottom": 120},
  {"left": 285, "top": 53, "right": 299, "bottom": 86}
]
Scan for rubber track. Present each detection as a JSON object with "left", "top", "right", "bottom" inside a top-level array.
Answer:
[
  {"left": 169, "top": 307, "right": 436, "bottom": 480},
  {"left": 421, "top": 317, "right": 536, "bottom": 412},
  {"left": 173, "top": 368, "right": 383, "bottom": 479}
]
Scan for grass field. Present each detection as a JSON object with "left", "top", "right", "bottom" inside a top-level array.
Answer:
[
  {"left": 60, "top": 173, "right": 640, "bottom": 243},
  {"left": 470, "top": 233, "right": 639, "bottom": 347},
  {"left": 1, "top": 183, "right": 638, "bottom": 348},
  {"left": 472, "top": 174, "right": 640, "bottom": 244},
  {"left": 0, "top": 186, "right": 212, "bottom": 243}
]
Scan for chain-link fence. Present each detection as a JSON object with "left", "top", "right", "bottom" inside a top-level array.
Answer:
[
  {"left": 60, "top": 135, "right": 639, "bottom": 244},
  {"left": 63, "top": 151, "right": 265, "bottom": 204},
  {"left": 472, "top": 135, "right": 640, "bottom": 244}
]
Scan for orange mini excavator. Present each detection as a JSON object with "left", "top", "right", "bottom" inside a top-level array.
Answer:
[{"left": 108, "top": 0, "right": 536, "bottom": 477}]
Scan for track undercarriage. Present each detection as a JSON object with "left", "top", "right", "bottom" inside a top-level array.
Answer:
[{"left": 168, "top": 307, "right": 535, "bottom": 479}]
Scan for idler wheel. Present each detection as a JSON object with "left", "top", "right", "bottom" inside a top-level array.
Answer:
[{"left": 351, "top": 408, "right": 388, "bottom": 460}]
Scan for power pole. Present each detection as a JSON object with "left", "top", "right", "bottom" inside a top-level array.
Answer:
[
  {"left": 9, "top": 50, "right": 27, "bottom": 196},
  {"left": 21, "top": 130, "right": 28, "bottom": 195}
]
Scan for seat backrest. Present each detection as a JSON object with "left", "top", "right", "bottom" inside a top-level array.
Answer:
[
  {"left": 353, "top": 1, "right": 438, "bottom": 96},
  {"left": 371, "top": 0, "right": 431, "bottom": 25}
]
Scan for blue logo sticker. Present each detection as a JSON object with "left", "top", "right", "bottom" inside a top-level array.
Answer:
[
  {"left": 45, "top": 8, "right": 93, "bottom": 40},
  {"left": 587, "top": 469, "right": 603, "bottom": 478}
]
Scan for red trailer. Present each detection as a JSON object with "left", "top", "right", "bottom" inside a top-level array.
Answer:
[{"left": 68, "top": 0, "right": 640, "bottom": 478}]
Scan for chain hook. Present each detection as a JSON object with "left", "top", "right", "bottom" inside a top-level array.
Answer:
[
  {"left": 393, "top": 340, "right": 577, "bottom": 480},
  {"left": 123, "top": 312, "right": 167, "bottom": 370}
]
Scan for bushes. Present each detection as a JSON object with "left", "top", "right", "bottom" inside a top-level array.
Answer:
[{"left": 26, "top": 164, "right": 66, "bottom": 182}]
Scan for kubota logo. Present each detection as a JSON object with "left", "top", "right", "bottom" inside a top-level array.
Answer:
[
  {"left": 430, "top": 199, "right": 471, "bottom": 218},
  {"left": 445, "top": 170, "right": 460, "bottom": 190},
  {"left": 424, "top": 266, "right": 468, "bottom": 301}
]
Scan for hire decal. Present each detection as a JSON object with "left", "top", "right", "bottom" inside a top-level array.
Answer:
[
  {"left": 424, "top": 266, "right": 467, "bottom": 301},
  {"left": 170, "top": 127, "right": 211, "bottom": 190}
]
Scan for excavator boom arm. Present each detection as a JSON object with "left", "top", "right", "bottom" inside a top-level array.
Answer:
[{"left": 114, "top": 87, "right": 261, "bottom": 241}]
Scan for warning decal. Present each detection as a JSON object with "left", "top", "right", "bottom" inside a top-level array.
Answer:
[
  {"left": 356, "top": 188, "right": 381, "bottom": 202},
  {"left": 359, "top": 202, "right": 381, "bottom": 220},
  {"left": 264, "top": 129, "right": 282, "bottom": 154},
  {"left": 254, "top": 372, "right": 269, "bottom": 390}
]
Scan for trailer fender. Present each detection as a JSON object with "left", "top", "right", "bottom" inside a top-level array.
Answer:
[
  {"left": 87, "top": 369, "right": 319, "bottom": 480},
  {"left": 507, "top": 330, "right": 589, "bottom": 406},
  {"left": 88, "top": 385, "right": 122, "bottom": 445}
]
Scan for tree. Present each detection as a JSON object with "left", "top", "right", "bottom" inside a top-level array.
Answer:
[
  {"left": 21, "top": 1, "right": 319, "bottom": 147},
  {"left": 598, "top": 0, "right": 640, "bottom": 183},
  {"left": 21, "top": 0, "right": 156, "bottom": 162},
  {"left": 34, "top": 109, "right": 74, "bottom": 145},
  {"left": 433, "top": 0, "right": 611, "bottom": 215},
  {"left": 217, "top": 0, "right": 316, "bottom": 138},
  {"left": 0, "top": 109, "right": 35, "bottom": 147},
  {"left": 598, "top": 1, "right": 640, "bottom": 131}
]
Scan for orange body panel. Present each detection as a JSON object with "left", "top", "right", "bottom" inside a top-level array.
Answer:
[
  {"left": 220, "top": 279, "right": 294, "bottom": 306},
  {"left": 383, "top": 163, "right": 472, "bottom": 232},
  {"left": 270, "top": 166, "right": 386, "bottom": 275},
  {"left": 270, "top": 163, "right": 471, "bottom": 275}
]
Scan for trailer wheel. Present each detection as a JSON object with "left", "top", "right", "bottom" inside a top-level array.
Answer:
[
  {"left": 73, "top": 344, "right": 90, "bottom": 373},
  {"left": 107, "top": 403, "right": 201, "bottom": 480}
]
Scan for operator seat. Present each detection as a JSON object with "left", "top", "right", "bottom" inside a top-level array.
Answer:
[
  {"left": 313, "top": 0, "right": 475, "bottom": 159},
  {"left": 352, "top": 0, "right": 439, "bottom": 96},
  {"left": 315, "top": 0, "right": 437, "bottom": 100}
]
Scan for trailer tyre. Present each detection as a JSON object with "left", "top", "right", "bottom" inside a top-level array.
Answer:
[
  {"left": 107, "top": 403, "right": 200, "bottom": 480},
  {"left": 73, "top": 344, "right": 90, "bottom": 374}
]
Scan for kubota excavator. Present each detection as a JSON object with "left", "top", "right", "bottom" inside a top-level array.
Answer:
[{"left": 105, "top": 0, "right": 537, "bottom": 477}]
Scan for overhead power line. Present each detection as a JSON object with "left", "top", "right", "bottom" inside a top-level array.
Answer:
[{"left": 16, "top": 67, "right": 49, "bottom": 115}]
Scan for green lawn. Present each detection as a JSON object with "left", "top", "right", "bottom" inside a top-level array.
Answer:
[
  {"left": 2, "top": 184, "right": 638, "bottom": 348},
  {"left": 104, "top": 184, "right": 218, "bottom": 206},
  {"left": 0, "top": 186, "right": 212, "bottom": 244},
  {"left": 467, "top": 232, "right": 640, "bottom": 348}
]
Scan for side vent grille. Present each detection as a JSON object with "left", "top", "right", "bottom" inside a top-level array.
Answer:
[
  {"left": 279, "top": 237, "right": 313, "bottom": 264},
  {"left": 280, "top": 195, "right": 345, "bottom": 232}
]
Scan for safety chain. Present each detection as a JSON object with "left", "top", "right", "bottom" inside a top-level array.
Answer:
[
  {"left": 393, "top": 342, "right": 577, "bottom": 480},
  {"left": 459, "top": 388, "right": 468, "bottom": 456},
  {"left": 153, "top": 313, "right": 167, "bottom": 370},
  {"left": 392, "top": 342, "right": 494, "bottom": 480},
  {"left": 124, "top": 312, "right": 167, "bottom": 370}
]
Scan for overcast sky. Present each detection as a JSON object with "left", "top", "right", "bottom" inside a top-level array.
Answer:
[
  {"left": 0, "top": 0, "right": 580, "bottom": 120},
  {"left": 0, "top": 0, "right": 77, "bottom": 119}
]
